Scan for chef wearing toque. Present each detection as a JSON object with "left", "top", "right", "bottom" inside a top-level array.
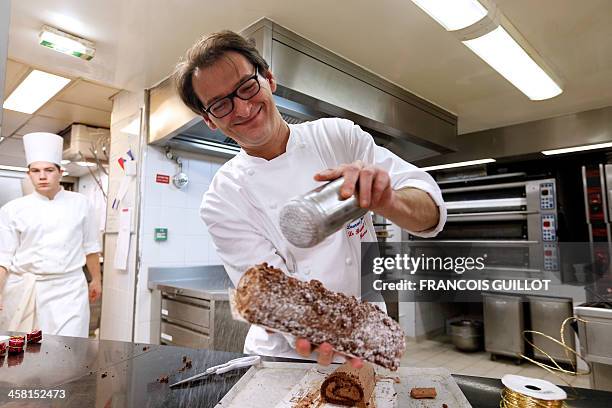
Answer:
[{"left": 0, "top": 132, "right": 102, "bottom": 338}]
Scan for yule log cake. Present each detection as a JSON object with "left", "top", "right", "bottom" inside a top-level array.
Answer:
[
  {"left": 320, "top": 362, "right": 376, "bottom": 407},
  {"left": 234, "top": 263, "right": 405, "bottom": 370}
]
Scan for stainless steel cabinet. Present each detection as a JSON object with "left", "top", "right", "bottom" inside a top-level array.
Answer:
[
  {"left": 483, "top": 293, "right": 525, "bottom": 359},
  {"left": 528, "top": 296, "right": 575, "bottom": 365},
  {"left": 575, "top": 304, "right": 612, "bottom": 391},
  {"left": 159, "top": 289, "right": 249, "bottom": 353}
]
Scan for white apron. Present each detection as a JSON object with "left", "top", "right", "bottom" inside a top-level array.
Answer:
[{"left": 0, "top": 268, "right": 90, "bottom": 337}]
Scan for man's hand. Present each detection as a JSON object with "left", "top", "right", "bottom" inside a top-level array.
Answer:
[
  {"left": 295, "top": 338, "right": 364, "bottom": 368},
  {"left": 89, "top": 278, "right": 102, "bottom": 303},
  {"left": 314, "top": 161, "right": 394, "bottom": 212},
  {"left": 314, "top": 160, "right": 440, "bottom": 232}
]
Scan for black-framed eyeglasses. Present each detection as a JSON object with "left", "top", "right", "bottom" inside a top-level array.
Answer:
[{"left": 203, "top": 67, "right": 261, "bottom": 119}]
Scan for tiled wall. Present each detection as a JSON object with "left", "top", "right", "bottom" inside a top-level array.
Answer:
[{"left": 134, "top": 145, "right": 227, "bottom": 343}]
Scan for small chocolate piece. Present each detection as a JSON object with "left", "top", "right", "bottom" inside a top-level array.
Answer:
[
  {"left": 101, "top": 372, "right": 108, "bottom": 378},
  {"left": 321, "top": 362, "right": 376, "bottom": 407},
  {"left": 142, "top": 346, "right": 150, "bottom": 351},
  {"left": 234, "top": 263, "right": 405, "bottom": 370},
  {"left": 410, "top": 387, "right": 437, "bottom": 399},
  {"left": 443, "top": 404, "right": 448, "bottom": 408},
  {"left": 157, "top": 375, "right": 169, "bottom": 383}
]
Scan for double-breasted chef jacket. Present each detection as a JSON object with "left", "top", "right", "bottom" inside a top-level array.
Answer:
[
  {"left": 201, "top": 118, "right": 447, "bottom": 359},
  {"left": 0, "top": 188, "right": 101, "bottom": 337}
]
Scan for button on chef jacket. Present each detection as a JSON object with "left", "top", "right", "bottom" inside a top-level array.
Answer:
[
  {"left": 0, "top": 188, "right": 101, "bottom": 337},
  {"left": 201, "top": 118, "right": 447, "bottom": 359}
]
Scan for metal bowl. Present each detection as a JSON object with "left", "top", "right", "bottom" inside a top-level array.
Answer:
[{"left": 450, "top": 320, "right": 484, "bottom": 352}]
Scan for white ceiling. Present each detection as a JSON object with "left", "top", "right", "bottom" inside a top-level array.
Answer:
[
  {"left": 1, "top": 58, "right": 117, "bottom": 175},
  {"left": 4, "top": 0, "right": 612, "bottom": 136}
]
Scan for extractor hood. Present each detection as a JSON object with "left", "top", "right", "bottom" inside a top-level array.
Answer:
[{"left": 148, "top": 18, "right": 457, "bottom": 162}]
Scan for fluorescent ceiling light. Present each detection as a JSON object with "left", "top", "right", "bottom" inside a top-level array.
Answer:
[
  {"left": 420, "top": 158, "right": 496, "bottom": 171},
  {"left": 3, "top": 70, "right": 71, "bottom": 114},
  {"left": 75, "top": 161, "right": 97, "bottom": 167},
  {"left": 463, "top": 26, "right": 562, "bottom": 100},
  {"left": 39, "top": 25, "right": 95, "bottom": 61},
  {"left": 542, "top": 142, "right": 612, "bottom": 156},
  {"left": 411, "top": 0, "right": 488, "bottom": 31},
  {"left": 0, "top": 165, "right": 29, "bottom": 172}
]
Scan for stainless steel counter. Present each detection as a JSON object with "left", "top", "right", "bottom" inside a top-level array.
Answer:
[
  {"left": 147, "top": 264, "right": 233, "bottom": 301},
  {"left": 1, "top": 332, "right": 611, "bottom": 407}
]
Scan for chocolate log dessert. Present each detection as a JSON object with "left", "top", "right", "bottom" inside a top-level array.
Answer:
[
  {"left": 234, "top": 263, "right": 405, "bottom": 370},
  {"left": 320, "top": 362, "right": 376, "bottom": 407}
]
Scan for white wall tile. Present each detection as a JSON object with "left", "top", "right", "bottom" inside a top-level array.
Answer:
[
  {"left": 143, "top": 178, "right": 164, "bottom": 207},
  {"left": 186, "top": 182, "right": 209, "bottom": 209},
  {"left": 185, "top": 235, "right": 210, "bottom": 264},
  {"left": 142, "top": 206, "right": 161, "bottom": 236},
  {"left": 141, "top": 234, "right": 160, "bottom": 265},
  {"left": 182, "top": 209, "right": 208, "bottom": 235},
  {"left": 187, "top": 159, "right": 212, "bottom": 184},
  {"left": 209, "top": 243, "right": 222, "bottom": 265},
  {"left": 156, "top": 234, "right": 186, "bottom": 264},
  {"left": 161, "top": 184, "right": 189, "bottom": 208}
]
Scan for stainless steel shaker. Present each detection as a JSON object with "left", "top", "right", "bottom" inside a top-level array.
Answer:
[{"left": 279, "top": 177, "right": 367, "bottom": 248}]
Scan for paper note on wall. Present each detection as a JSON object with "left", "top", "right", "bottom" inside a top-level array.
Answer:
[{"left": 114, "top": 207, "right": 132, "bottom": 271}]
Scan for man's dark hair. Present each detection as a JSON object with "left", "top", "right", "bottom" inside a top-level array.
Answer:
[
  {"left": 174, "top": 30, "right": 270, "bottom": 116},
  {"left": 27, "top": 164, "right": 61, "bottom": 171}
]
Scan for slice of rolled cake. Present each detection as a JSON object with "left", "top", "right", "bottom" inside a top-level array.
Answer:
[
  {"left": 320, "top": 362, "right": 376, "bottom": 407},
  {"left": 234, "top": 263, "right": 405, "bottom": 370}
]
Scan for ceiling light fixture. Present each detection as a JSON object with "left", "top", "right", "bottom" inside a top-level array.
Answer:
[
  {"left": 463, "top": 26, "right": 562, "bottom": 100},
  {"left": 75, "top": 161, "right": 97, "bottom": 167},
  {"left": 0, "top": 165, "right": 29, "bottom": 172},
  {"left": 411, "top": 0, "right": 488, "bottom": 31},
  {"left": 542, "top": 142, "right": 612, "bottom": 156},
  {"left": 60, "top": 159, "right": 71, "bottom": 165},
  {"left": 420, "top": 158, "right": 496, "bottom": 171},
  {"left": 411, "top": 0, "right": 563, "bottom": 100},
  {"left": 3, "top": 70, "right": 71, "bottom": 114},
  {"left": 39, "top": 25, "right": 95, "bottom": 61}
]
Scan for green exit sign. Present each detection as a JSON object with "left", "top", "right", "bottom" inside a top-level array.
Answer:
[{"left": 154, "top": 228, "right": 168, "bottom": 241}]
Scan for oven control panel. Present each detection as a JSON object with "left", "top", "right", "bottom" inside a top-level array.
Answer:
[
  {"left": 540, "top": 182, "right": 556, "bottom": 210},
  {"left": 543, "top": 243, "right": 559, "bottom": 271},
  {"left": 542, "top": 214, "right": 557, "bottom": 241}
]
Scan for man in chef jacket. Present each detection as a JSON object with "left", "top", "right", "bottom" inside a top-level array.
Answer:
[
  {"left": 175, "top": 31, "right": 447, "bottom": 365},
  {"left": 0, "top": 132, "right": 102, "bottom": 338}
]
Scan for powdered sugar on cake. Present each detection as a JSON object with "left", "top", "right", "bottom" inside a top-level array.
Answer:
[{"left": 235, "top": 263, "right": 405, "bottom": 370}]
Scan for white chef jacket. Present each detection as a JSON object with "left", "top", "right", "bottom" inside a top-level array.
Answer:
[
  {"left": 201, "top": 118, "right": 447, "bottom": 358},
  {"left": 0, "top": 188, "right": 101, "bottom": 337}
]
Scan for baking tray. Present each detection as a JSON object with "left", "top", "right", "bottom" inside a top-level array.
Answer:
[{"left": 215, "top": 362, "right": 472, "bottom": 407}]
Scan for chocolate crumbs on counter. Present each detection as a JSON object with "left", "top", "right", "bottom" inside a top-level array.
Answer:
[
  {"left": 101, "top": 372, "right": 108, "bottom": 378},
  {"left": 157, "top": 375, "right": 169, "bottom": 383}
]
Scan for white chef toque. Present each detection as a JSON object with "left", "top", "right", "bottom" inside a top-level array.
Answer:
[{"left": 23, "top": 132, "right": 64, "bottom": 166}]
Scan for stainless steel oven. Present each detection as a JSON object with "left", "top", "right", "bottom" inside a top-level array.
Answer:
[{"left": 407, "top": 174, "right": 559, "bottom": 272}]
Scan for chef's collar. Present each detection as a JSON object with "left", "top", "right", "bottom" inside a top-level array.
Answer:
[
  {"left": 237, "top": 125, "right": 299, "bottom": 165},
  {"left": 32, "top": 186, "right": 65, "bottom": 201}
]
